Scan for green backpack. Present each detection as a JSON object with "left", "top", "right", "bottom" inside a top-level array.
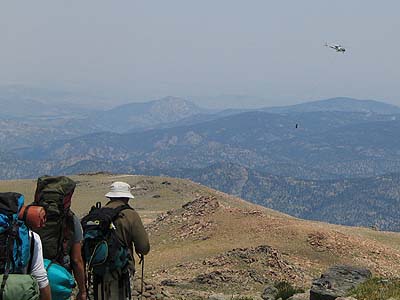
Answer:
[
  {"left": 0, "top": 274, "right": 39, "bottom": 300},
  {"left": 32, "top": 176, "right": 76, "bottom": 268}
]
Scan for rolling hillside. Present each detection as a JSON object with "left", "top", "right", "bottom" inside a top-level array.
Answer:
[
  {"left": 182, "top": 162, "right": 400, "bottom": 231},
  {"left": 2, "top": 173, "right": 400, "bottom": 299}
]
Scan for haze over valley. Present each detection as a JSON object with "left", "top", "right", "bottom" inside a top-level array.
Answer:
[{"left": 2, "top": 88, "right": 400, "bottom": 231}]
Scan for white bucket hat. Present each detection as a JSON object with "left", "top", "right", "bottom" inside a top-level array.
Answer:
[{"left": 105, "top": 181, "right": 135, "bottom": 199}]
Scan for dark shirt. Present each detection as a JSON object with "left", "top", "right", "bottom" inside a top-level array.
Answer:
[{"left": 105, "top": 199, "right": 150, "bottom": 272}]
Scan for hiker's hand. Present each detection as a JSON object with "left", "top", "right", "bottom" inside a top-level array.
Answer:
[{"left": 76, "top": 290, "right": 87, "bottom": 300}]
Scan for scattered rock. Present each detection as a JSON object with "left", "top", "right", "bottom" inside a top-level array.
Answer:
[
  {"left": 160, "top": 279, "right": 178, "bottom": 286},
  {"left": 307, "top": 232, "right": 330, "bottom": 252},
  {"left": 145, "top": 284, "right": 154, "bottom": 290},
  {"left": 201, "top": 245, "right": 305, "bottom": 284},
  {"left": 142, "top": 291, "right": 151, "bottom": 297},
  {"left": 193, "top": 270, "right": 233, "bottom": 285},
  {"left": 310, "top": 265, "right": 371, "bottom": 300},
  {"left": 181, "top": 196, "right": 220, "bottom": 217},
  {"left": 146, "top": 196, "right": 219, "bottom": 240},
  {"left": 131, "top": 280, "right": 165, "bottom": 299}
]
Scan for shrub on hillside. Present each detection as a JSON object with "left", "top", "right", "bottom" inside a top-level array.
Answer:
[
  {"left": 349, "top": 277, "right": 400, "bottom": 300},
  {"left": 275, "top": 281, "right": 304, "bottom": 300}
]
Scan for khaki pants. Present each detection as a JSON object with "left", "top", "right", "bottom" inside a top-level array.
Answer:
[{"left": 94, "top": 271, "right": 131, "bottom": 300}]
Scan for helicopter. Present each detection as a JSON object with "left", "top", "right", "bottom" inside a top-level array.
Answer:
[{"left": 324, "top": 42, "right": 346, "bottom": 53}]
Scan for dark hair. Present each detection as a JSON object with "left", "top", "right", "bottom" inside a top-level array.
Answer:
[{"left": 109, "top": 197, "right": 130, "bottom": 202}]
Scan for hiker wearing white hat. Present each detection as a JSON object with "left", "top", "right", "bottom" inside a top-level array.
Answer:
[{"left": 93, "top": 181, "right": 150, "bottom": 300}]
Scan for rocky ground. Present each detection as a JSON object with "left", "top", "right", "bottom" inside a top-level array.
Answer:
[{"left": 141, "top": 195, "right": 400, "bottom": 299}]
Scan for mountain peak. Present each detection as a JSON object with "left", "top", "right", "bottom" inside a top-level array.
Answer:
[
  {"left": 156, "top": 95, "right": 193, "bottom": 104},
  {"left": 93, "top": 96, "right": 205, "bottom": 132},
  {"left": 148, "top": 96, "right": 204, "bottom": 115},
  {"left": 265, "top": 97, "right": 400, "bottom": 114}
]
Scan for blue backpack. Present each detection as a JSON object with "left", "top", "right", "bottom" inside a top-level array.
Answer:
[
  {"left": 44, "top": 259, "right": 75, "bottom": 300},
  {"left": 0, "top": 193, "right": 36, "bottom": 299}
]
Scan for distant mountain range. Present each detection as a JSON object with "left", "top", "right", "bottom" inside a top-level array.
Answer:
[
  {"left": 14, "top": 109, "right": 400, "bottom": 179},
  {"left": 264, "top": 97, "right": 400, "bottom": 114},
  {"left": 0, "top": 94, "right": 207, "bottom": 149},
  {"left": 3, "top": 92, "right": 400, "bottom": 231},
  {"left": 5, "top": 96, "right": 400, "bottom": 181}
]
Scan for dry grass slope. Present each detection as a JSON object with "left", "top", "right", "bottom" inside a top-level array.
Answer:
[{"left": 1, "top": 173, "right": 400, "bottom": 299}]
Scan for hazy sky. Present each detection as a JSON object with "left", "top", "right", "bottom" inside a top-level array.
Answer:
[{"left": 1, "top": 1, "right": 399, "bottom": 108}]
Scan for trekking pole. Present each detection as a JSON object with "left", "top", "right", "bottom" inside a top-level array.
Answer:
[{"left": 139, "top": 254, "right": 144, "bottom": 300}]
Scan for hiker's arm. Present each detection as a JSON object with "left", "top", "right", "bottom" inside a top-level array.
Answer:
[
  {"left": 39, "top": 285, "right": 51, "bottom": 300},
  {"left": 30, "top": 232, "right": 51, "bottom": 300},
  {"left": 131, "top": 211, "right": 150, "bottom": 255},
  {"left": 71, "top": 242, "right": 87, "bottom": 300}
]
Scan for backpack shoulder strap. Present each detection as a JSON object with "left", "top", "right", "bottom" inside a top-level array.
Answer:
[
  {"left": 0, "top": 223, "right": 17, "bottom": 300},
  {"left": 27, "top": 231, "right": 35, "bottom": 273},
  {"left": 114, "top": 204, "right": 133, "bottom": 213},
  {"left": 103, "top": 201, "right": 134, "bottom": 219},
  {"left": 53, "top": 209, "right": 74, "bottom": 266},
  {"left": 112, "top": 204, "right": 133, "bottom": 221}
]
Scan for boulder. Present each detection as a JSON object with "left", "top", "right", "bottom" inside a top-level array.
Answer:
[{"left": 310, "top": 265, "right": 371, "bottom": 300}]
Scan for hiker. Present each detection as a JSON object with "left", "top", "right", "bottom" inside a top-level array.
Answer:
[
  {"left": 33, "top": 176, "right": 87, "bottom": 300},
  {"left": 0, "top": 192, "right": 51, "bottom": 300},
  {"left": 82, "top": 181, "right": 150, "bottom": 300}
]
